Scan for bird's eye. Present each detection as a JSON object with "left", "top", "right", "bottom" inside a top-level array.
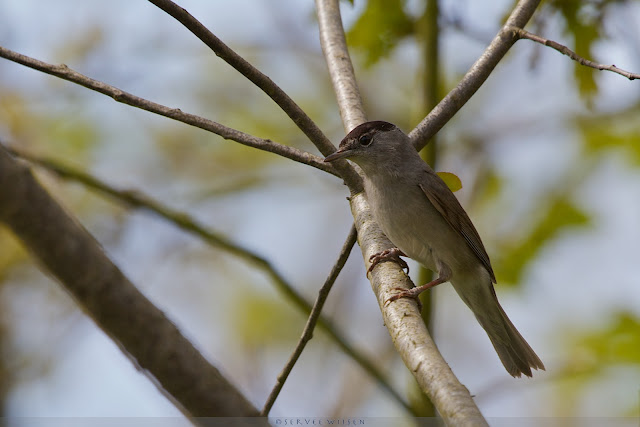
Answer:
[{"left": 359, "top": 134, "right": 372, "bottom": 146}]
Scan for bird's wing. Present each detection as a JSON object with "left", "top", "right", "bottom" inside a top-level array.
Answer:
[{"left": 418, "top": 171, "right": 496, "bottom": 283}]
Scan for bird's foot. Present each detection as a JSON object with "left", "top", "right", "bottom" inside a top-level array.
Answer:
[
  {"left": 368, "top": 248, "right": 408, "bottom": 275},
  {"left": 384, "top": 287, "right": 423, "bottom": 307},
  {"left": 384, "top": 275, "right": 448, "bottom": 307}
]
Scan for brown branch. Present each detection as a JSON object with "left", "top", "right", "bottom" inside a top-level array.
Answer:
[
  {"left": 0, "top": 144, "right": 266, "bottom": 420},
  {"left": 0, "top": 45, "right": 336, "bottom": 177},
  {"left": 146, "top": 0, "right": 363, "bottom": 192},
  {"left": 513, "top": 27, "right": 640, "bottom": 80},
  {"left": 409, "top": 0, "right": 543, "bottom": 151},
  {"left": 8, "top": 145, "right": 409, "bottom": 414}
]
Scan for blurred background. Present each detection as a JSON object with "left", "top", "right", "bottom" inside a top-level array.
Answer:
[{"left": 0, "top": 0, "right": 639, "bottom": 421}]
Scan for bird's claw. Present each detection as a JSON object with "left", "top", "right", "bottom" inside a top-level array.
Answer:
[
  {"left": 368, "top": 248, "right": 408, "bottom": 275},
  {"left": 384, "top": 287, "right": 423, "bottom": 310}
]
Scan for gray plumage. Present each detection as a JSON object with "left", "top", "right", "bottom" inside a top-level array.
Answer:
[{"left": 325, "top": 121, "right": 544, "bottom": 377}]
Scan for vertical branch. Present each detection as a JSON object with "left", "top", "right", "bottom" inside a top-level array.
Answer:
[
  {"left": 418, "top": 0, "right": 441, "bottom": 334},
  {"left": 315, "top": 1, "right": 488, "bottom": 425},
  {"left": 316, "top": 0, "right": 367, "bottom": 132},
  {"left": 415, "top": 0, "right": 441, "bottom": 417}
]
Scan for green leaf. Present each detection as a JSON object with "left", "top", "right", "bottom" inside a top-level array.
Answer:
[
  {"left": 346, "top": 0, "right": 414, "bottom": 66},
  {"left": 233, "top": 292, "right": 302, "bottom": 346},
  {"left": 436, "top": 171, "right": 462, "bottom": 192},
  {"left": 496, "top": 198, "right": 590, "bottom": 285}
]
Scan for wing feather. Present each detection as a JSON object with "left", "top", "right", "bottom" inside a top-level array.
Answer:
[{"left": 418, "top": 172, "right": 496, "bottom": 283}]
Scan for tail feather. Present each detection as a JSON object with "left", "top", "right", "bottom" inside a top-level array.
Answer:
[
  {"left": 453, "top": 278, "right": 545, "bottom": 377},
  {"left": 484, "top": 298, "right": 545, "bottom": 377}
]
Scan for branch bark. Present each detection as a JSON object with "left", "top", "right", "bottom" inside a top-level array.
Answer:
[
  {"left": 316, "top": 0, "right": 367, "bottom": 131},
  {"left": 0, "top": 146, "right": 265, "bottom": 421},
  {"left": 261, "top": 226, "right": 360, "bottom": 416},
  {"left": 514, "top": 27, "right": 640, "bottom": 80}
]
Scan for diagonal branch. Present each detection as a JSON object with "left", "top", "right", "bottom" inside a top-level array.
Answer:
[
  {"left": 8, "top": 145, "right": 409, "bottom": 413},
  {"left": 0, "top": 45, "right": 336, "bottom": 177},
  {"left": 409, "top": 0, "right": 542, "bottom": 151},
  {"left": 262, "top": 225, "right": 362, "bottom": 416},
  {"left": 146, "top": 0, "right": 363, "bottom": 192},
  {"left": 513, "top": 27, "right": 640, "bottom": 80},
  {"left": 315, "top": 0, "right": 488, "bottom": 425},
  {"left": 0, "top": 144, "right": 266, "bottom": 421}
]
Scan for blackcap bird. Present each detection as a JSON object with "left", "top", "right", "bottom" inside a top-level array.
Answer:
[{"left": 324, "top": 120, "right": 544, "bottom": 377}]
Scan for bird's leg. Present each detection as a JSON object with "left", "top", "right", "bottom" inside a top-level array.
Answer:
[
  {"left": 368, "top": 247, "right": 408, "bottom": 275},
  {"left": 385, "top": 263, "right": 452, "bottom": 306}
]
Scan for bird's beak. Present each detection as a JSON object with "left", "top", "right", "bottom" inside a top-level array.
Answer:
[{"left": 324, "top": 148, "right": 353, "bottom": 162}]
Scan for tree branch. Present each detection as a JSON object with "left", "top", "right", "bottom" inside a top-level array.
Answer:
[
  {"left": 513, "top": 27, "right": 640, "bottom": 80},
  {"left": 409, "top": 0, "right": 542, "bottom": 151},
  {"left": 8, "top": 145, "right": 409, "bottom": 414},
  {"left": 0, "top": 45, "right": 336, "bottom": 177},
  {"left": 316, "top": 0, "right": 493, "bottom": 424},
  {"left": 316, "top": 0, "right": 367, "bottom": 131},
  {"left": 146, "top": 0, "right": 363, "bottom": 192},
  {"left": 0, "top": 145, "right": 266, "bottom": 420},
  {"left": 261, "top": 226, "right": 365, "bottom": 416}
]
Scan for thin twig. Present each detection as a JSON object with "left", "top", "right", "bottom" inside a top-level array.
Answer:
[
  {"left": 262, "top": 225, "right": 362, "bottom": 416},
  {"left": 513, "top": 27, "right": 640, "bottom": 80},
  {"left": 8, "top": 146, "right": 409, "bottom": 413},
  {"left": 146, "top": 0, "right": 363, "bottom": 192},
  {"left": 409, "top": 0, "right": 543, "bottom": 151},
  {"left": 0, "top": 45, "right": 336, "bottom": 177}
]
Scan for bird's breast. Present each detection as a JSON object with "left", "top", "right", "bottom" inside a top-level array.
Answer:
[{"left": 363, "top": 176, "right": 475, "bottom": 274}]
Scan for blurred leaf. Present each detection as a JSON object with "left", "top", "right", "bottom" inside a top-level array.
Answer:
[
  {"left": 54, "top": 26, "right": 105, "bottom": 64},
  {"left": 436, "top": 171, "right": 462, "bottom": 192},
  {"left": 573, "top": 312, "right": 640, "bottom": 367},
  {"left": 544, "top": 0, "right": 629, "bottom": 101},
  {"left": 478, "top": 169, "right": 503, "bottom": 202},
  {"left": 153, "top": 124, "right": 274, "bottom": 182},
  {"left": 0, "top": 88, "right": 96, "bottom": 161},
  {"left": 552, "top": 312, "right": 640, "bottom": 417},
  {"left": 0, "top": 229, "right": 28, "bottom": 280},
  {"left": 233, "top": 292, "right": 302, "bottom": 346},
  {"left": 46, "top": 119, "right": 96, "bottom": 160},
  {"left": 496, "top": 197, "right": 590, "bottom": 285},
  {"left": 346, "top": 0, "right": 414, "bottom": 66},
  {"left": 579, "top": 113, "right": 640, "bottom": 165}
]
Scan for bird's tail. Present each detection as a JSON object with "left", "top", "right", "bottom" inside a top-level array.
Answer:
[{"left": 452, "top": 278, "right": 545, "bottom": 377}]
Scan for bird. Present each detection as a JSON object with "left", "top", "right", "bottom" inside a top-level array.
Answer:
[{"left": 324, "top": 120, "right": 544, "bottom": 377}]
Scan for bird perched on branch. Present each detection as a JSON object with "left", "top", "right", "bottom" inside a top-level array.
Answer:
[{"left": 325, "top": 121, "right": 544, "bottom": 377}]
